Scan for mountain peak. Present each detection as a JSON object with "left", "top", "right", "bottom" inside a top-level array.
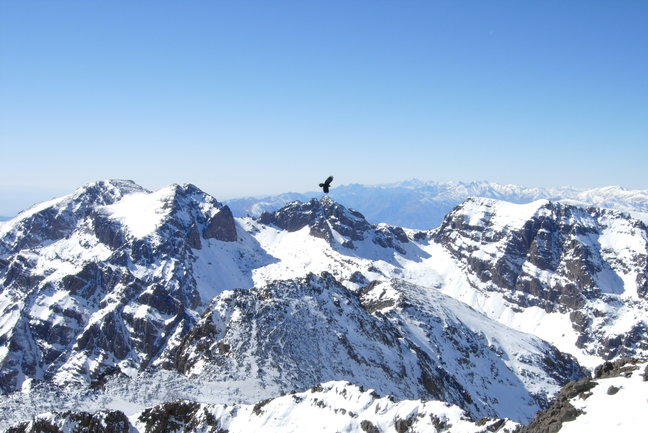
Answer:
[
  {"left": 256, "top": 197, "right": 412, "bottom": 252},
  {"left": 257, "top": 197, "right": 368, "bottom": 233},
  {"left": 99, "top": 182, "right": 237, "bottom": 243},
  {"left": 76, "top": 179, "right": 148, "bottom": 196},
  {"left": 0, "top": 179, "right": 150, "bottom": 254},
  {"left": 319, "top": 194, "right": 335, "bottom": 206}
]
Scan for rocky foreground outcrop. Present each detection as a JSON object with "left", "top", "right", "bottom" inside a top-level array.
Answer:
[{"left": 518, "top": 357, "right": 648, "bottom": 433}]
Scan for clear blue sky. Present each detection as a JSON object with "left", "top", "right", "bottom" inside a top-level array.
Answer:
[{"left": 1, "top": 0, "right": 647, "bottom": 216}]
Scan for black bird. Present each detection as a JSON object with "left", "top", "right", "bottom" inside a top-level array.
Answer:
[{"left": 319, "top": 176, "right": 334, "bottom": 193}]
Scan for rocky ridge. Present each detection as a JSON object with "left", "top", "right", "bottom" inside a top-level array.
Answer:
[{"left": 174, "top": 273, "right": 582, "bottom": 421}]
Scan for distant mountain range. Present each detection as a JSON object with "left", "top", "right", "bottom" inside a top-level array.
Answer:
[
  {"left": 1, "top": 179, "right": 647, "bottom": 431},
  {"left": 225, "top": 180, "right": 648, "bottom": 229}
]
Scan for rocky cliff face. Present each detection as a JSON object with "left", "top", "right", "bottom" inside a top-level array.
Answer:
[
  {"left": 432, "top": 198, "right": 648, "bottom": 361},
  {"left": 0, "top": 180, "right": 147, "bottom": 256}
]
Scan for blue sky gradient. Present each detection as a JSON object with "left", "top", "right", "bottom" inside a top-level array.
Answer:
[{"left": 1, "top": 1, "right": 647, "bottom": 216}]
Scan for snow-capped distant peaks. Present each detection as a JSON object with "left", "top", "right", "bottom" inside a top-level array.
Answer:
[
  {"left": 2, "top": 179, "right": 648, "bottom": 429},
  {"left": 226, "top": 179, "right": 648, "bottom": 229}
]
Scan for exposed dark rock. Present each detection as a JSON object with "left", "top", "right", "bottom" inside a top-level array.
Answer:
[
  {"left": 92, "top": 213, "right": 125, "bottom": 249},
  {"left": 359, "top": 281, "right": 398, "bottom": 313},
  {"left": 187, "top": 223, "right": 202, "bottom": 249},
  {"left": 2, "top": 255, "right": 44, "bottom": 290},
  {"left": 430, "top": 414, "right": 452, "bottom": 432},
  {"left": 175, "top": 310, "right": 221, "bottom": 374},
  {"left": 477, "top": 417, "right": 508, "bottom": 432},
  {"left": 204, "top": 206, "right": 237, "bottom": 242},
  {"left": 394, "top": 414, "right": 416, "bottom": 433},
  {"left": 593, "top": 357, "right": 641, "bottom": 379},
  {"left": 6, "top": 410, "right": 130, "bottom": 433},
  {"left": 252, "top": 398, "right": 273, "bottom": 416},
  {"left": 433, "top": 198, "right": 648, "bottom": 361},
  {"left": 485, "top": 418, "right": 507, "bottom": 432},
  {"left": 436, "top": 201, "right": 611, "bottom": 309},
  {"left": 518, "top": 358, "right": 648, "bottom": 433},
  {"left": 350, "top": 271, "right": 369, "bottom": 285},
  {"left": 139, "top": 401, "right": 201, "bottom": 433},
  {"left": 360, "top": 419, "right": 382, "bottom": 433},
  {"left": 0, "top": 181, "right": 237, "bottom": 393},
  {"left": 172, "top": 273, "right": 580, "bottom": 422},
  {"left": 0, "top": 181, "right": 146, "bottom": 256},
  {"left": 310, "top": 384, "right": 324, "bottom": 393},
  {"left": 607, "top": 385, "right": 620, "bottom": 395},
  {"left": 517, "top": 378, "right": 595, "bottom": 433}
]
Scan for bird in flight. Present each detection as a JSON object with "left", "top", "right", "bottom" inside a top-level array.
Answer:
[{"left": 319, "top": 176, "right": 334, "bottom": 193}]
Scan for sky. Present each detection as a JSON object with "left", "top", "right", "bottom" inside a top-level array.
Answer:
[{"left": 1, "top": 0, "right": 647, "bottom": 216}]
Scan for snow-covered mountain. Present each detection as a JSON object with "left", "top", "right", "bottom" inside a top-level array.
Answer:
[
  {"left": 225, "top": 180, "right": 648, "bottom": 229},
  {"left": 0, "top": 180, "right": 261, "bottom": 394},
  {"left": 238, "top": 194, "right": 647, "bottom": 368},
  {"left": 1, "top": 179, "right": 647, "bottom": 430}
]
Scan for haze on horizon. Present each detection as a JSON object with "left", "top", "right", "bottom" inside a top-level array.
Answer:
[{"left": 1, "top": 1, "right": 647, "bottom": 217}]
